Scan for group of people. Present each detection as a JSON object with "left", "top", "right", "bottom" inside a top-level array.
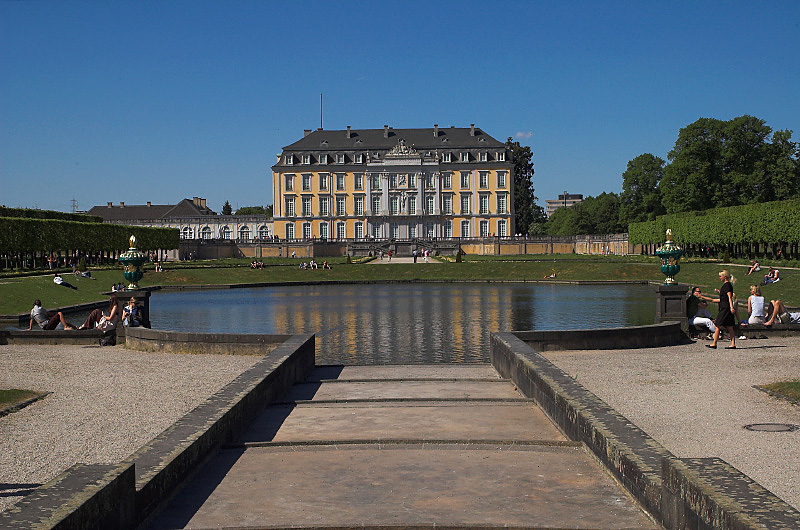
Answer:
[
  {"left": 111, "top": 282, "right": 126, "bottom": 292},
  {"left": 28, "top": 295, "right": 142, "bottom": 332},
  {"left": 298, "top": 259, "right": 331, "bottom": 270},
  {"left": 687, "top": 269, "right": 798, "bottom": 349},
  {"left": 250, "top": 260, "right": 265, "bottom": 269},
  {"left": 412, "top": 249, "right": 430, "bottom": 263},
  {"left": 747, "top": 260, "right": 782, "bottom": 284}
]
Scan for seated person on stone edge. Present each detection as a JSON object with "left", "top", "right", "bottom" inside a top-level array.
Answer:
[
  {"left": 764, "top": 300, "right": 800, "bottom": 326},
  {"left": 686, "top": 286, "right": 715, "bottom": 338}
]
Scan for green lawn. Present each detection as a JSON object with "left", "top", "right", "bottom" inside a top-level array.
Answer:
[
  {"left": 1, "top": 255, "right": 797, "bottom": 315},
  {"left": 760, "top": 381, "right": 800, "bottom": 404},
  {"left": 0, "top": 389, "right": 44, "bottom": 413}
]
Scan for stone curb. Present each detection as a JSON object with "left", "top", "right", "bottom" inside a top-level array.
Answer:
[{"left": 513, "top": 321, "right": 685, "bottom": 351}]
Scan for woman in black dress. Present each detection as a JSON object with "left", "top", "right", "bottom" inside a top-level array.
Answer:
[{"left": 707, "top": 270, "right": 736, "bottom": 349}]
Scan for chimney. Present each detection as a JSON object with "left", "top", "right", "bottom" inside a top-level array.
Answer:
[
  {"left": 200, "top": 198, "right": 207, "bottom": 208},
  {"left": 107, "top": 202, "right": 112, "bottom": 208},
  {"left": 119, "top": 202, "right": 124, "bottom": 207},
  {"left": 470, "top": 124, "right": 475, "bottom": 136},
  {"left": 384, "top": 125, "right": 389, "bottom": 138},
  {"left": 304, "top": 129, "right": 312, "bottom": 137},
  {"left": 147, "top": 201, "right": 151, "bottom": 207},
  {"left": 433, "top": 124, "right": 438, "bottom": 137},
  {"left": 346, "top": 125, "right": 351, "bottom": 138},
  {"left": 192, "top": 197, "right": 200, "bottom": 206}
]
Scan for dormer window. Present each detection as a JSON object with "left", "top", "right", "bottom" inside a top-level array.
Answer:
[
  {"left": 442, "top": 152, "right": 451, "bottom": 163},
  {"left": 355, "top": 153, "right": 364, "bottom": 164},
  {"left": 302, "top": 154, "right": 311, "bottom": 165},
  {"left": 479, "top": 152, "right": 487, "bottom": 162},
  {"left": 285, "top": 154, "right": 294, "bottom": 165},
  {"left": 336, "top": 153, "right": 345, "bottom": 164},
  {"left": 497, "top": 151, "right": 506, "bottom": 161},
  {"left": 460, "top": 152, "right": 469, "bottom": 162},
  {"left": 320, "top": 154, "right": 328, "bottom": 164}
]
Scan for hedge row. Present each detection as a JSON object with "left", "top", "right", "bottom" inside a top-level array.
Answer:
[
  {"left": 0, "top": 207, "right": 103, "bottom": 223},
  {"left": 0, "top": 217, "right": 179, "bottom": 252},
  {"left": 628, "top": 199, "right": 800, "bottom": 245}
]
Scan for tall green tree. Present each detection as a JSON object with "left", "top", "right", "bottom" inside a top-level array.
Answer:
[
  {"left": 221, "top": 200, "right": 233, "bottom": 215},
  {"left": 545, "top": 193, "right": 623, "bottom": 235},
  {"left": 761, "top": 129, "right": 800, "bottom": 202},
  {"left": 619, "top": 153, "right": 666, "bottom": 224},
  {"left": 236, "top": 205, "right": 274, "bottom": 216},
  {"left": 506, "top": 138, "right": 545, "bottom": 235}
]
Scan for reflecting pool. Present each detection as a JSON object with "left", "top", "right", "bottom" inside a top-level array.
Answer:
[{"left": 149, "top": 283, "right": 654, "bottom": 364}]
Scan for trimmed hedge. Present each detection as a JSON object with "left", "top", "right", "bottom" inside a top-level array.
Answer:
[
  {"left": 0, "top": 207, "right": 103, "bottom": 223},
  {"left": 629, "top": 199, "right": 800, "bottom": 245},
  {"left": 0, "top": 217, "right": 179, "bottom": 252}
]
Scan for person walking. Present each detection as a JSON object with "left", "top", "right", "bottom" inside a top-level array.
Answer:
[{"left": 707, "top": 270, "right": 737, "bottom": 349}]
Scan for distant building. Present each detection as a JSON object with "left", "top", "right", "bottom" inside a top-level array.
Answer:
[
  {"left": 272, "top": 124, "right": 515, "bottom": 240},
  {"left": 545, "top": 193, "right": 583, "bottom": 218},
  {"left": 87, "top": 197, "right": 273, "bottom": 241}
]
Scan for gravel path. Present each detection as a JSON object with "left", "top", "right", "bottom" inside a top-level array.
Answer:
[
  {"left": 0, "top": 344, "right": 260, "bottom": 512},
  {"left": 543, "top": 336, "right": 800, "bottom": 510}
]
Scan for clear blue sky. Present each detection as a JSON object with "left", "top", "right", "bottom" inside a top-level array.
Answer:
[{"left": 2, "top": 1, "right": 798, "bottom": 213}]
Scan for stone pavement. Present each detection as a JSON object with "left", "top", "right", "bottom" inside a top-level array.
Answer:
[
  {"left": 368, "top": 256, "right": 441, "bottom": 264},
  {"left": 147, "top": 365, "right": 659, "bottom": 529}
]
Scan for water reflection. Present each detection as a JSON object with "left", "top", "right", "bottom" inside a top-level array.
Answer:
[{"left": 149, "top": 283, "right": 654, "bottom": 364}]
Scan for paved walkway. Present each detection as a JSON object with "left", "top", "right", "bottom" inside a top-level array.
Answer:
[
  {"left": 544, "top": 336, "right": 800, "bottom": 510},
  {"left": 368, "top": 255, "right": 441, "bottom": 264},
  {"left": 147, "top": 365, "right": 658, "bottom": 529}
]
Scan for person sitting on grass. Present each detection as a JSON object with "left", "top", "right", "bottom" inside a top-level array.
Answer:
[
  {"left": 28, "top": 300, "right": 75, "bottom": 330},
  {"left": 764, "top": 300, "right": 800, "bottom": 326},
  {"left": 762, "top": 267, "right": 780, "bottom": 285},
  {"left": 746, "top": 260, "right": 761, "bottom": 275}
]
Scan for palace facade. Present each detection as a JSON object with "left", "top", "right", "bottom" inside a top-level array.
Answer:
[{"left": 271, "top": 125, "right": 514, "bottom": 240}]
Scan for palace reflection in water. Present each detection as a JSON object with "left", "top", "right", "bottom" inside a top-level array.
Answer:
[{"left": 150, "top": 283, "right": 654, "bottom": 364}]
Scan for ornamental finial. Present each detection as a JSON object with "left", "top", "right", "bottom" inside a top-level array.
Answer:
[
  {"left": 129, "top": 235, "right": 137, "bottom": 248},
  {"left": 665, "top": 229, "right": 673, "bottom": 243}
]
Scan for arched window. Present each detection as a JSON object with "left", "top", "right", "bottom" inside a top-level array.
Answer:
[
  {"left": 200, "top": 226, "right": 212, "bottom": 240},
  {"left": 181, "top": 226, "right": 194, "bottom": 239},
  {"left": 239, "top": 226, "right": 251, "bottom": 240},
  {"left": 259, "top": 225, "right": 270, "bottom": 239},
  {"left": 220, "top": 226, "right": 231, "bottom": 240}
]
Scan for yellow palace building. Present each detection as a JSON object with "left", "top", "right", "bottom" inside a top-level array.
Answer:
[{"left": 272, "top": 124, "right": 514, "bottom": 240}]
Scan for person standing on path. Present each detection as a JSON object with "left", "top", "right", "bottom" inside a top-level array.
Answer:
[
  {"left": 413, "top": 249, "right": 418, "bottom": 263},
  {"left": 707, "top": 270, "right": 736, "bottom": 349}
]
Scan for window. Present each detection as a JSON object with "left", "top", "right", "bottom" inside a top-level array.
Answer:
[
  {"left": 409, "top": 173, "right": 416, "bottom": 187},
  {"left": 302, "top": 154, "right": 311, "bottom": 165},
  {"left": 371, "top": 174, "right": 381, "bottom": 189},
  {"left": 460, "top": 152, "right": 469, "bottom": 162},
  {"left": 391, "top": 223, "right": 400, "bottom": 239},
  {"left": 302, "top": 197, "right": 312, "bottom": 217},
  {"left": 285, "top": 154, "right": 293, "bottom": 165},
  {"left": 336, "top": 196, "right": 346, "bottom": 216},
  {"left": 319, "top": 154, "right": 327, "bottom": 164},
  {"left": 302, "top": 174, "right": 311, "bottom": 191},
  {"left": 479, "top": 195, "right": 489, "bottom": 215},
  {"left": 302, "top": 223, "right": 312, "bottom": 239},
  {"left": 409, "top": 224, "right": 417, "bottom": 238},
  {"left": 355, "top": 154, "right": 364, "bottom": 164},
  {"left": 442, "top": 152, "right": 451, "bottom": 163},
  {"left": 259, "top": 225, "right": 270, "bottom": 239},
  {"left": 461, "top": 171, "right": 470, "bottom": 189},
  {"left": 200, "top": 226, "right": 212, "bottom": 240},
  {"left": 354, "top": 196, "right": 364, "bottom": 216},
  {"left": 336, "top": 222, "right": 346, "bottom": 239},
  {"left": 320, "top": 222, "right": 328, "bottom": 239},
  {"left": 372, "top": 223, "right": 381, "bottom": 238},
  {"left": 425, "top": 222, "right": 436, "bottom": 238},
  {"left": 442, "top": 195, "right": 452, "bottom": 215},
  {"left": 442, "top": 172, "right": 451, "bottom": 189},
  {"left": 443, "top": 220, "right": 452, "bottom": 238},
  {"left": 425, "top": 195, "right": 434, "bottom": 214},
  {"left": 480, "top": 152, "right": 487, "bottom": 162},
  {"left": 285, "top": 175, "right": 294, "bottom": 191},
  {"left": 498, "top": 194, "right": 507, "bottom": 214},
  {"left": 497, "top": 171, "right": 507, "bottom": 188},
  {"left": 461, "top": 220, "right": 470, "bottom": 238},
  {"left": 461, "top": 194, "right": 471, "bottom": 214},
  {"left": 425, "top": 174, "right": 434, "bottom": 189},
  {"left": 408, "top": 198, "right": 416, "bottom": 215},
  {"left": 498, "top": 219, "right": 507, "bottom": 237},
  {"left": 497, "top": 151, "right": 506, "bottom": 161},
  {"left": 390, "top": 196, "right": 399, "bottom": 215},
  {"left": 285, "top": 197, "right": 295, "bottom": 217},
  {"left": 355, "top": 222, "right": 364, "bottom": 239},
  {"left": 372, "top": 195, "right": 381, "bottom": 215},
  {"left": 181, "top": 227, "right": 194, "bottom": 239},
  {"left": 239, "top": 226, "right": 251, "bottom": 240},
  {"left": 319, "top": 174, "right": 328, "bottom": 190},
  {"left": 479, "top": 171, "right": 489, "bottom": 189},
  {"left": 389, "top": 174, "right": 397, "bottom": 188},
  {"left": 336, "top": 153, "right": 345, "bottom": 164},
  {"left": 319, "top": 196, "right": 329, "bottom": 216},
  {"left": 286, "top": 223, "right": 295, "bottom": 239},
  {"left": 479, "top": 220, "right": 489, "bottom": 237},
  {"left": 354, "top": 173, "right": 363, "bottom": 190},
  {"left": 336, "top": 174, "right": 346, "bottom": 191},
  {"left": 221, "top": 226, "right": 231, "bottom": 239}
]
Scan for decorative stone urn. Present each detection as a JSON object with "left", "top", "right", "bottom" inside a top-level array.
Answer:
[
  {"left": 119, "top": 235, "right": 147, "bottom": 289},
  {"left": 655, "top": 229, "right": 684, "bottom": 285}
]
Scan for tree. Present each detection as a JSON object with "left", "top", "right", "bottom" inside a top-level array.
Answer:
[
  {"left": 761, "top": 129, "right": 800, "bottom": 202},
  {"left": 619, "top": 153, "right": 666, "bottom": 225},
  {"left": 506, "top": 138, "right": 545, "bottom": 235},
  {"left": 222, "top": 200, "right": 233, "bottom": 215},
  {"left": 545, "top": 193, "right": 623, "bottom": 235}
]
